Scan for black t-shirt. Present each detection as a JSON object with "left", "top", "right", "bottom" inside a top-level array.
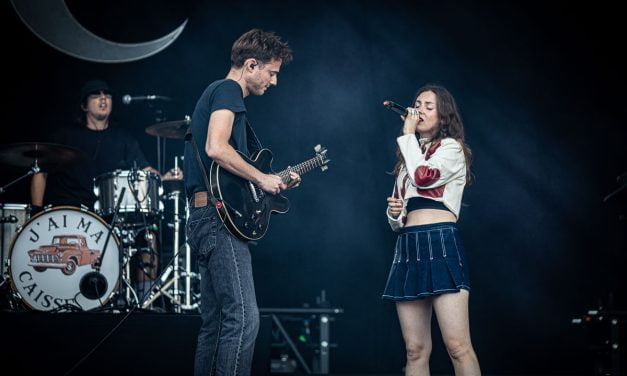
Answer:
[
  {"left": 45, "top": 125, "right": 150, "bottom": 209},
  {"left": 184, "top": 79, "right": 261, "bottom": 197}
]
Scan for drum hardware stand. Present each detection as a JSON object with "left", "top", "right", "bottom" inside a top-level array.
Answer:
[
  {"left": 141, "top": 188, "right": 183, "bottom": 311},
  {"left": 120, "top": 241, "right": 141, "bottom": 307},
  {"left": 0, "top": 216, "right": 20, "bottom": 224},
  {"left": 113, "top": 223, "right": 159, "bottom": 309},
  {"left": 1, "top": 213, "right": 22, "bottom": 279},
  {"left": 142, "top": 156, "right": 199, "bottom": 312},
  {"left": 0, "top": 160, "right": 40, "bottom": 195}
]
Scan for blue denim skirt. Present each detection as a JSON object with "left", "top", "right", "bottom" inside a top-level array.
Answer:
[{"left": 382, "top": 222, "right": 471, "bottom": 301}]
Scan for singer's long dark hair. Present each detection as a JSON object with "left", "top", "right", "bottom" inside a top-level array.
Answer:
[{"left": 392, "top": 84, "right": 473, "bottom": 183}]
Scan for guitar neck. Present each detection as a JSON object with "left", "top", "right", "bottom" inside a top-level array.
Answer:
[{"left": 276, "top": 155, "right": 325, "bottom": 183}]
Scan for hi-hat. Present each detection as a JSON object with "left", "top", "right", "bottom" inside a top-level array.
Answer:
[
  {"left": 145, "top": 118, "right": 191, "bottom": 140},
  {"left": 0, "top": 142, "right": 86, "bottom": 171}
]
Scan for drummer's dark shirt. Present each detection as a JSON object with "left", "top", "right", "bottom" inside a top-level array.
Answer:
[{"left": 45, "top": 125, "right": 149, "bottom": 210}]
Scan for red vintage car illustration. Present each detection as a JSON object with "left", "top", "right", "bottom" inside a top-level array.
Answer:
[{"left": 28, "top": 235, "right": 101, "bottom": 275}]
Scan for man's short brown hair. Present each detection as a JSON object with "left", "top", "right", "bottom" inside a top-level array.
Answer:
[{"left": 231, "top": 29, "right": 293, "bottom": 68}]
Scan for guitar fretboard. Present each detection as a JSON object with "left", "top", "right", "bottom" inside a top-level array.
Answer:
[{"left": 276, "top": 155, "right": 325, "bottom": 183}]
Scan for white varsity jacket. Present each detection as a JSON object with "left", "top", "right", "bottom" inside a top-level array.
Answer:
[{"left": 387, "top": 135, "right": 467, "bottom": 231}]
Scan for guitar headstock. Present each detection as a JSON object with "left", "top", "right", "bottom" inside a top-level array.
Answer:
[{"left": 314, "top": 144, "right": 330, "bottom": 172}]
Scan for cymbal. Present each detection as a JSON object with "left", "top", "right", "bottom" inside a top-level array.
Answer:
[
  {"left": 0, "top": 142, "right": 86, "bottom": 171},
  {"left": 145, "top": 118, "right": 191, "bottom": 139}
]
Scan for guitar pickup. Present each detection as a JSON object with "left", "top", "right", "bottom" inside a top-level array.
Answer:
[{"left": 248, "top": 181, "right": 260, "bottom": 202}]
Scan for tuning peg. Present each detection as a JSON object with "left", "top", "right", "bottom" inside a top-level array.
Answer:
[
  {"left": 314, "top": 144, "right": 321, "bottom": 152},
  {"left": 321, "top": 165, "right": 328, "bottom": 172}
]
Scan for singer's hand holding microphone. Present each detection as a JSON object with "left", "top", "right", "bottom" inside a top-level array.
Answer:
[{"left": 383, "top": 100, "right": 421, "bottom": 134}]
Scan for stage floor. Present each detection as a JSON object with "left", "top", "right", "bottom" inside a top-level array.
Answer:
[
  {"left": 1, "top": 311, "right": 201, "bottom": 375},
  {"left": 0, "top": 311, "right": 597, "bottom": 376}
]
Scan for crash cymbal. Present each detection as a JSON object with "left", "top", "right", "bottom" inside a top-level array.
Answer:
[
  {"left": 0, "top": 142, "right": 86, "bottom": 171},
  {"left": 145, "top": 118, "right": 191, "bottom": 139}
]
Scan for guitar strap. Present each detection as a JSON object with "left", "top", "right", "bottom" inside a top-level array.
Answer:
[
  {"left": 184, "top": 128, "right": 220, "bottom": 207},
  {"left": 246, "top": 119, "right": 263, "bottom": 155}
]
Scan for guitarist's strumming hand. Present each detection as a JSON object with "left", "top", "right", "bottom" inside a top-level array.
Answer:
[{"left": 256, "top": 173, "right": 286, "bottom": 195}]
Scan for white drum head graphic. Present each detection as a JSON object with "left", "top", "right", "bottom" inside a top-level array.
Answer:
[{"left": 9, "top": 206, "right": 120, "bottom": 311}]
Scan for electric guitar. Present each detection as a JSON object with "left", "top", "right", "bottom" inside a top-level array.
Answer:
[{"left": 209, "top": 144, "right": 330, "bottom": 240}]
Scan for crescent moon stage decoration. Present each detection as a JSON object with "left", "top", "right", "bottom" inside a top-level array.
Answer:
[{"left": 11, "top": 0, "right": 188, "bottom": 63}]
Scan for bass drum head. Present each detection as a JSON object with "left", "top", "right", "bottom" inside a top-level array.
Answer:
[{"left": 8, "top": 206, "right": 120, "bottom": 311}]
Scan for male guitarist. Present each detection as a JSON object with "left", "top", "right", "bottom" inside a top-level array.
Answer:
[{"left": 183, "top": 29, "right": 300, "bottom": 376}]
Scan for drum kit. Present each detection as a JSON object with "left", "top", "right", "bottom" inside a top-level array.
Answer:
[{"left": 0, "top": 118, "right": 198, "bottom": 313}]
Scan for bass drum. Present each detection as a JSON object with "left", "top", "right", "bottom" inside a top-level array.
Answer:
[{"left": 8, "top": 206, "right": 120, "bottom": 311}]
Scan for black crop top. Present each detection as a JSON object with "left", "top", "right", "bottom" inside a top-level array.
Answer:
[{"left": 406, "top": 196, "right": 451, "bottom": 213}]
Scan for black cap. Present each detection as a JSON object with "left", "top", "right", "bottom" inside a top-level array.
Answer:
[{"left": 80, "top": 80, "right": 113, "bottom": 102}]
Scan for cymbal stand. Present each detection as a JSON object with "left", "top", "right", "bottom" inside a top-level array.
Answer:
[
  {"left": 182, "top": 240, "right": 197, "bottom": 310},
  {"left": 180, "top": 197, "right": 199, "bottom": 311},
  {"left": 142, "top": 157, "right": 199, "bottom": 311},
  {"left": 172, "top": 167, "right": 181, "bottom": 311},
  {"left": 0, "top": 160, "right": 40, "bottom": 195}
]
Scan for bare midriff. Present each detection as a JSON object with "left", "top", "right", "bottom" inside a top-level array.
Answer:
[{"left": 405, "top": 208, "right": 457, "bottom": 226}]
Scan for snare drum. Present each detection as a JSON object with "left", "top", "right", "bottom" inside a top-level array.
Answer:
[
  {"left": 1, "top": 203, "right": 30, "bottom": 277},
  {"left": 8, "top": 206, "right": 120, "bottom": 311},
  {"left": 94, "top": 169, "right": 163, "bottom": 224}
]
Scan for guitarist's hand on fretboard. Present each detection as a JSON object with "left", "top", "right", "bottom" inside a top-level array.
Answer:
[{"left": 285, "top": 169, "right": 302, "bottom": 189}]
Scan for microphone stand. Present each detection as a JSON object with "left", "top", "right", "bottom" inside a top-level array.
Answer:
[{"left": 79, "top": 187, "right": 126, "bottom": 303}]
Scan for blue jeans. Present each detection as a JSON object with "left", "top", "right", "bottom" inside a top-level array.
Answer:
[{"left": 186, "top": 204, "right": 260, "bottom": 376}]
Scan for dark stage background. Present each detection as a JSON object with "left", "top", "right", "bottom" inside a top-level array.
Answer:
[{"left": 2, "top": 1, "right": 626, "bottom": 375}]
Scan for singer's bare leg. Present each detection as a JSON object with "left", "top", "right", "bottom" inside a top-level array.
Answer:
[
  {"left": 433, "top": 290, "right": 481, "bottom": 375},
  {"left": 397, "top": 299, "right": 433, "bottom": 376}
]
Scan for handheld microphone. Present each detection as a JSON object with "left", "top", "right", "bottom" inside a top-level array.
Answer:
[
  {"left": 383, "top": 100, "right": 408, "bottom": 116},
  {"left": 122, "top": 94, "right": 171, "bottom": 104}
]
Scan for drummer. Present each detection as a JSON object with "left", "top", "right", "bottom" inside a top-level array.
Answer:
[{"left": 30, "top": 79, "right": 181, "bottom": 304}]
